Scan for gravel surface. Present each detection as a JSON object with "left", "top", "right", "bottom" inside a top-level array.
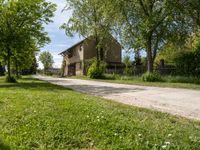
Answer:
[{"left": 34, "top": 75, "right": 200, "bottom": 120}]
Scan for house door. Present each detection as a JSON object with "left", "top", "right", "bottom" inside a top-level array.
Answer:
[{"left": 68, "top": 63, "right": 76, "bottom": 76}]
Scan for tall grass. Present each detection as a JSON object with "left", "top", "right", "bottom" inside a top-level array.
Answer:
[{"left": 104, "top": 74, "right": 200, "bottom": 84}]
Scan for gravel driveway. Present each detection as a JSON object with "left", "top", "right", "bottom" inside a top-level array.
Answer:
[{"left": 34, "top": 75, "right": 200, "bottom": 120}]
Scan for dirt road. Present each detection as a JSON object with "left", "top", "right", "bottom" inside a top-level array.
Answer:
[{"left": 34, "top": 75, "right": 200, "bottom": 120}]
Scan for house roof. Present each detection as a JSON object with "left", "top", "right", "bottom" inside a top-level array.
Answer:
[
  {"left": 59, "top": 38, "right": 86, "bottom": 56},
  {"left": 59, "top": 36, "right": 122, "bottom": 56}
]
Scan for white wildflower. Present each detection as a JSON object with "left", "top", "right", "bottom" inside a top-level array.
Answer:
[
  {"left": 165, "top": 141, "right": 170, "bottom": 145},
  {"left": 168, "top": 134, "right": 172, "bottom": 137},
  {"left": 138, "top": 134, "right": 142, "bottom": 137},
  {"left": 161, "top": 145, "right": 167, "bottom": 149}
]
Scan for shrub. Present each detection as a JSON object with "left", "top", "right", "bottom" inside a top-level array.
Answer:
[
  {"left": 5, "top": 75, "right": 17, "bottom": 83},
  {"left": 87, "top": 60, "right": 106, "bottom": 79},
  {"left": 142, "top": 72, "right": 163, "bottom": 82}
]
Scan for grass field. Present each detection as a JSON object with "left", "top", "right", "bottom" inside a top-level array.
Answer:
[
  {"left": 0, "top": 77, "right": 200, "bottom": 149},
  {"left": 69, "top": 75, "right": 200, "bottom": 90}
]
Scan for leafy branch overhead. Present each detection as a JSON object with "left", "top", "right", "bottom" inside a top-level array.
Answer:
[
  {"left": 62, "top": 0, "right": 200, "bottom": 73},
  {"left": 0, "top": 0, "right": 56, "bottom": 82}
]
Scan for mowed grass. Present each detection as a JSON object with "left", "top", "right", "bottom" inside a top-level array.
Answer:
[{"left": 0, "top": 77, "right": 200, "bottom": 149}]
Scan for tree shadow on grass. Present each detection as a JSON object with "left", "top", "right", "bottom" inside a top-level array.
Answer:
[
  {"left": 57, "top": 84, "right": 146, "bottom": 96},
  {"left": 0, "top": 77, "right": 73, "bottom": 91},
  {"left": 0, "top": 139, "right": 10, "bottom": 150}
]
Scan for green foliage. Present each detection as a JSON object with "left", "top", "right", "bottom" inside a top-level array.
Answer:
[
  {"left": 61, "top": 0, "right": 114, "bottom": 61},
  {"left": 0, "top": 62, "right": 5, "bottom": 76},
  {"left": 5, "top": 75, "right": 17, "bottom": 83},
  {"left": 87, "top": 60, "right": 106, "bottom": 79},
  {"left": 123, "top": 55, "right": 132, "bottom": 75},
  {"left": 39, "top": 51, "right": 54, "bottom": 73},
  {"left": 105, "top": 0, "right": 191, "bottom": 72},
  {"left": 142, "top": 72, "right": 163, "bottom": 82},
  {"left": 177, "top": 0, "right": 200, "bottom": 26},
  {"left": 0, "top": 77, "right": 200, "bottom": 149},
  {"left": 155, "top": 43, "right": 180, "bottom": 64},
  {"left": 0, "top": 0, "right": 56, "bottom": 80},
  {"left": 174, "top": 48, "right": 200, "bottom": 77},
  {"left": 62, "top": 0, "right": 112, "bottom": 40}
]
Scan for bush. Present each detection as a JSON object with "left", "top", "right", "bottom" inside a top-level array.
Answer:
[
  {"left": 5, "top": 75, "right": 17, "bottom": 83},
  {"left": 142, "top": 72, "right": 163, "bottom": 82},
  {"left": 87, "top": 60, "right": 106, "bottom": 79}
]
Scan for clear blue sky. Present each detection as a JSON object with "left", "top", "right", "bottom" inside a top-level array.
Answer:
[{"left": 38, "top": 0, "right": 82, "bottom": 69}]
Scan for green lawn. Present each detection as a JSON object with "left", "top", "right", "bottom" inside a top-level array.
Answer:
[
  {"left": 0, "top": 77, "right": 200, "bottom": 149},
  {"left": 69, "top": 75, "right": 200, "bottom": 90}
]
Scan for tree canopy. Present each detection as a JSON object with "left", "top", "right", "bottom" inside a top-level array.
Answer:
[
  {"left": 61, "top": 0, "right": 115, "bottom": 62},
  {"left": 0, "top": 0, "right": 56, "bottom": 81},
  {"left": 39, "top": 51, "right": 54, "bottom": 73},
  {"left": 63, "top": 0, "right": 199, "bottom": 74}
]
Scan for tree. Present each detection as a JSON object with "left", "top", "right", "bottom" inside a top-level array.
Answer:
[
  {"left": 39, "top": 51, "right": 54, "bottom": 73},
  {"left": 61, "top": 0, "right": 114, "bottom": 66},
  {"left": 105, "top": 0, "right": 191, "bottom": 73},
  {"left": 0, "top": 0, "right": 56, "bottom": 82},
  {"left": 123, "top": 55, "right": 132, "bottom": 75}
]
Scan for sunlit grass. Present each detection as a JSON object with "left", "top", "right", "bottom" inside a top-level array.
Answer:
[{"left": 0, "top": 76, "right": 200, "bottom": 149}]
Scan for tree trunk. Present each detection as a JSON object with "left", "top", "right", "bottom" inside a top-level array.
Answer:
[
  {"left": 7, "top": 48, "right": 11, "bottom": 79},
  {"left": 15, "top": 59, "right": 19, "bottom": 78},
  {"left": 95, "top": 37, "right": 100, "bottom": 69},
  {"left": 146, "top": 35, "right": 153, "bottom": 73}
]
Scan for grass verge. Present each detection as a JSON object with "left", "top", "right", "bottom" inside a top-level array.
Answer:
[
  {"left": 69, "top": 75, "right": 200, "bottom": 90},
  {"left": 0, "top": 76, "right": 200, "bottom": 149}
]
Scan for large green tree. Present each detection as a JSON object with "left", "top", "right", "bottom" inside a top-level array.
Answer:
[
  {"left": 0, "top": 0, "right": 56, "bottom": 81},
  {"left": 61, "top": 0, "right": 114, "bottom": 64},
  {"left": 104, "top": 0, "right": 191, "bottom": 73}
]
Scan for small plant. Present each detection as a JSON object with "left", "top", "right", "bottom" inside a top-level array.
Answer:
[
  {"left": 5, "top": 75, "right": 17, "bottom": 83},
  {"left": 142, "top": 72, "right": 163, "bottom": 82},
  {"left": 87, "top": 60, "right": 106, "bottom": 79}
]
